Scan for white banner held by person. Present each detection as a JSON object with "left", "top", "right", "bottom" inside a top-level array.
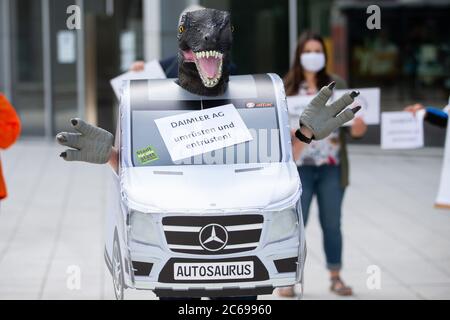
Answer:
[
  {"left": 381, "top": 111, "right": 425, "bottom": 150},
  {"left": 287, "top": 95, "right": 314, "bottom": 129},
  {"left": 435, "top": 106, "right": 450, "bottom": 209},
  {"left": 154, "top": 104, "right": 253, "bottom": 162},
  {"left": 332, "top": 88, "right": 380, "bottom": 126},
  {"left": 286, "top": 87, "right": 380, "bottom": 128},
  {"left": 110, "top": 60, "right": 166, "bottom": 98}
]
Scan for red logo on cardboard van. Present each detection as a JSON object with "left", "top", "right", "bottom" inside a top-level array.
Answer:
[{"left": 246, "top": 102, "right": 273, "bottom": 108}]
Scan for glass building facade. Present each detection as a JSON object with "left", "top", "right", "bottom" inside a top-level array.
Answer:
[{"left": 1, "top": 0, "right": 449, "bottom": 140}]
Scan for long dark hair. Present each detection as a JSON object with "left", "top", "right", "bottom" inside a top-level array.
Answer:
[{"left": 283, "top": 31, "right": 331, "bottom": 96}]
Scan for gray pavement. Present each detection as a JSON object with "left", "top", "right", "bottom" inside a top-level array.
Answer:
[{"left": 1, "top": 139, "right": 450, "bottom": 300}]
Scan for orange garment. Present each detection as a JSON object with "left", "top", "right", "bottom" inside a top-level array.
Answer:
[{"left": 0, "top": 94, "right": 21, "bottom": 199}]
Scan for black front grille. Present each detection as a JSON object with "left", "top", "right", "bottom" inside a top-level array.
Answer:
[{"left": 162, "top": 214, "right": 263, "bottom": 255}]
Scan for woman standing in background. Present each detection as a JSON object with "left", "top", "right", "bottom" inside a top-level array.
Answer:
[{"left": 280, "top": 31, "right": 367, "bottom": 297}]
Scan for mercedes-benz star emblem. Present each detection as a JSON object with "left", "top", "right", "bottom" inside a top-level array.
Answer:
[{"left": 199, "top": 224, "right": 228, "bottom": 252}]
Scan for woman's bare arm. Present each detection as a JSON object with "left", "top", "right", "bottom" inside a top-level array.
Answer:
[
  {"left": 108, "top": 147, "right": 119, "bottom": 172},
  {"left": 290, "top": 127, "right": 312, "bottom": 162}
]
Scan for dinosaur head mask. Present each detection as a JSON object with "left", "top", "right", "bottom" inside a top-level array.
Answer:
[{"left": 177, "top": 8, "right": 233, "bottom": 96}]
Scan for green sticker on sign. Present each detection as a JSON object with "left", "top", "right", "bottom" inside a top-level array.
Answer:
[{"left": 136, "top": 145, "right": 159, "bottom": 164}]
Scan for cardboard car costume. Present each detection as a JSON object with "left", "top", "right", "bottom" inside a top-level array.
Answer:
[
  {"left": 56, "top": 8, "right": 360, "bottom": 299},
  {"left": 103, "top": 74, "right": 305, "bottom": 298}
]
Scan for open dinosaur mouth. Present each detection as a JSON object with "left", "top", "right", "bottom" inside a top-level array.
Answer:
[{"left": 183, "top": 50, "right": 223, "bottom": 88}]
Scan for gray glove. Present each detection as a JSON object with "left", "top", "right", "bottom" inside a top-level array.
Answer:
[
  {"left": 56, "top": 118, "right": 114, "bottom": 164},
  {"left": 299, "top": 82, "right": 361, "bottom": 140}
]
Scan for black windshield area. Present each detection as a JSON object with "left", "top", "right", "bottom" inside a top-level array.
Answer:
[
  {"left": 131, "top": 107, "right": 281, "bottom": 166},
  {"left": 129, "top": 74, "right": 282, "bottom": 167}
]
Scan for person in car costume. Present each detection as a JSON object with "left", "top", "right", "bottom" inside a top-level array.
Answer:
[{"left": 56, "top": 8, "right": 361, "bottom": 298}]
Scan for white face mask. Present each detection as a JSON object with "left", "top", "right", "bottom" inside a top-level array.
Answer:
[{"left": 300, "top": 52, "right": 325, "bottom": 72}]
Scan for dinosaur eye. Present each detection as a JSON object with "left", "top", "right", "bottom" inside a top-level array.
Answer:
[
  {"left": 179, "top": 25, "right": 185, "bottom": 33},
  {"left": 231, "top": 25, "right": 235, "bottom": 32}
]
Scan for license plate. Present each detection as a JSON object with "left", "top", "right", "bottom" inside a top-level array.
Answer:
[{"left": 174, "top": 261, "right": 254, "bottom": 280}]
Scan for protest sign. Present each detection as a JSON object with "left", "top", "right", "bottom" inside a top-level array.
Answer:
[
  {"left": 110, "top": 60, "right": 166, "bottom": 98},
  {"left": 381, "top": 111, "right": 424, "bottom": 149},
  {"left": 286, "top": 95, "right": 314, "bottom": 129},
  {"left": 332, "top": 88, "right": 380, "bottom": 126},
  {"left": 286, "top": 88, "right": 380, "bottom": 128},
  {"left": 154, "top": 104, "right": 253, "bottom": 162}
]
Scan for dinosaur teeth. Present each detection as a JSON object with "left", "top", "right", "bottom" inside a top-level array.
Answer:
[
  {"left": 194, "top": 51, "right": 223, "bottom": 60},
  {"left": 204, "top": 77, "right": 219, "bottom": 87},
  {"left": 192, "top": 50, "right": 223, "bottom": 88}
]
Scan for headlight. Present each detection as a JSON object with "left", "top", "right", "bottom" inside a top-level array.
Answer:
[
  {"left": 129, "top": 211, "right": 160, "bottom": 245},
  {"left": 267, "top": 207, "right": 298, "bottom": 243}
]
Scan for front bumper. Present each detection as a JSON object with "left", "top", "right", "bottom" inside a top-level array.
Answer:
[{"left": 126, "top": 232, "right": 302, "bottom": 297}]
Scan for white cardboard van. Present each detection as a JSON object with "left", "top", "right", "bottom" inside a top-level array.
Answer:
[{"left": 104, "top": 74, "right": 306, "bottom": 299}]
